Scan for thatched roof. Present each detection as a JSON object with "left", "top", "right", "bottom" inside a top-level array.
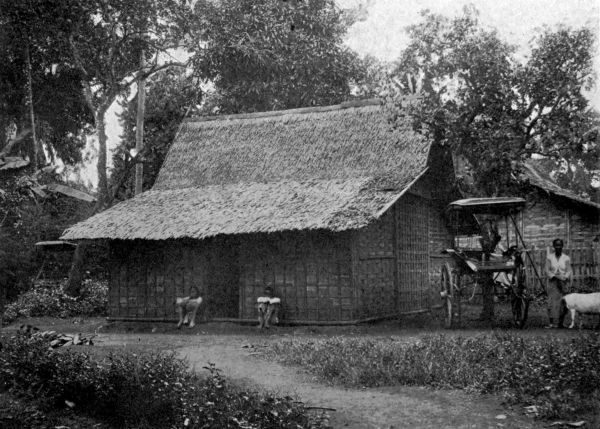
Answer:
[
  {"left": 62, "top": 100, "right": 431, "bottom": 240},
  {"left": 523, "top": 163, "right": 600, "bottom": 210}
]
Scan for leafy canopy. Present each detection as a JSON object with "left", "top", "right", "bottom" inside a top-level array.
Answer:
[
  {"left": 0, "top": 0, "right": 94, "bottom": 165},
  {"left": 113, "top": 0, "right": 363, "bottom": 197},
  {"left": 190, "top": 0, "right": 364, "bottom": 113},
  {"left": 391, "top": 6, "right": 598, "bottom": 196}
]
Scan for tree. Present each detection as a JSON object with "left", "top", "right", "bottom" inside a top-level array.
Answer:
[
  {"left": 391, "top": 7, "right": 598, "bottom": 322},
  {"left": 112, "top": 68, "right": 202, "bottom": 199},
  {"left": 391, "top": 7, "right": 598, "bottom": 197},
  {"left": 60, "top": 0, "right": 193, "bottom": 209},
  {"left": 113, "top": 0, "right": 364, "bottom": 193},
  {"left": 0, "top": 0, "right": 93, "bottom": 167},
  {"left": 189, "top": 0, "right": 364, "bottom": 114}
]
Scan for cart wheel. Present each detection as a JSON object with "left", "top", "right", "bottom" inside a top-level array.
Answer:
[{"left": 440, "top": 263, "right": 454, "bottom": 328}]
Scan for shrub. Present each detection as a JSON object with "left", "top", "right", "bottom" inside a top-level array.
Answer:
[
  {"left": 0, "top": 334, "right": 326, "bottom": 429},
  {"left": 267, "top": 333, "right": 600, "bottom": 421},
  {"left": 2, "top": 278, "right": 107, "bottom": 324}
]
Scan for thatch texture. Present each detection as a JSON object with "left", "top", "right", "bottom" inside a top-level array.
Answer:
[
  {"left": 155, "top": 101, "right": 429, "bottom": 189},
  {"left": 63, "top": 100, "right": 431, "bottom": 240},
  {"left": 62, "top": 178, "right": 416, "bottom": 240},
  {"left": 523, "top": 163, "right": 600, "bottom": 210}
]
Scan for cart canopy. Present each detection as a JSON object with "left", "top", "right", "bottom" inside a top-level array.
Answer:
[{"left": 447, "top": 197, "right": 526, "bottom": 215}]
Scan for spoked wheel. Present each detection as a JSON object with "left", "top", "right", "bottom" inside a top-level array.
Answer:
[{"left": 440, "top": 263, "right": 460, "bottom": 328}]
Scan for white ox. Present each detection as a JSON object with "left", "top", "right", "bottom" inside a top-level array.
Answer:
[{"left": 559, "top": 292, "right": 600, "bottom": 329}]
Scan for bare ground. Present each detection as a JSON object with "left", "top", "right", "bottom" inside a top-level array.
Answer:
[{"left": 2, "top": 313, "right": 578, "bottom": 429}]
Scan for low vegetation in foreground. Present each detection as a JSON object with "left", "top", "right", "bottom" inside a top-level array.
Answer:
[
  {"left": 267, "top": 332, "right": 600, "bottom": 422},
  {"left": 0, "top": 333, "right": 327, "bottom": 429},
  {"left": 2, "top": 279, "right": 108, "bottom": 324}
]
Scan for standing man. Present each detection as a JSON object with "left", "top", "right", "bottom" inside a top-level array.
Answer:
[{"left": 545, "top": 238, "right": 572, "bottom": 328}]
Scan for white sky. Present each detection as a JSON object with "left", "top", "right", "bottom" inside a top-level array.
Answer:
[{"left": 77, "top": 0, "right": 599, "bottom": 190}]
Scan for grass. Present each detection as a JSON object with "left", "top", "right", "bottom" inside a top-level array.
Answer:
[
  {"left": 266, "top": 332, "right": 600, "bottom": 422},
  {"left": 0, "top": 333, "right": 327, "bottom": 429}
]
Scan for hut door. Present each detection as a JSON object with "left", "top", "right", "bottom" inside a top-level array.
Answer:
[{"left": 395, "top": 193, "right": 430, "bottom": 312}]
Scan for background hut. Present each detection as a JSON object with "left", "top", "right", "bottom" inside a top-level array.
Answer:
[
  {"left": 62, "top": 99, "right": 456, "bottom": 323},
  {"left": 453, "top": 155, "right": 599, "bottom": 292},
  {"left": 518, "top": 163, "right": 600, "bottom": 292}
]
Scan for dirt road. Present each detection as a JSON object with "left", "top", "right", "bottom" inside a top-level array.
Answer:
[{"left": 3, "top": 317, "right": 548, "bottom": 429}]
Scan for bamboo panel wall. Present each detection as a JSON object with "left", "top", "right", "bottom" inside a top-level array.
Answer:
[
  {"left": 354, "top": 210, "right": 396, "bottom": 319},
  {"left": 522, "top": 199, "right": 569, "bottom": 249},
  {"left": 428, "top": 203, "right": 454, "bottom": 300},
  {"left": 108, "top": 239, "right": 237, "bottom": 320},
  {"left": 521, "top": 195, "right": 599, "bottom": 249},
  {"left": 396, "top": 193, "right": 430, "bottom": 312},
  {"left": 524, "top": 247, "right": 600, "bottom": 292},
  {"left": 238, "top": 231, "right": 353, "bottom": 322},
  {"left": 568, "top": 211, "right": 600, "bottom": 247}
]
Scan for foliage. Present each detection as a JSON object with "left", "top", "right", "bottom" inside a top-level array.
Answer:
[
  {"left": 267, "top": 332, "right": 600, "bottom": 421},
  {"left": 190, "top": 0, "right": 364, "bottom": 114},
  {"left": 0, "top": 335, "right": 328, "bottom": 429},
  {"left": 2, "top": 279, "right": 107, "bottom": 324},
  {"left": 391, "top": 6, "right": 599, "bottom": 196},
  {"left": 113, "top": 0, "right": 365, "bottom": 194},
  {"left": 0, "top": 392, "right": 111, "bottom": 429},
  {"left": 112, "top": 68, "right": 203, "bottom": 198},
  {"left": 36, "top": 0, "right": 194, "bottom": 207},
  {"left": 0, "top": 170, "right": 96, "bottom": 301},
  {"left": 0, "top": 0, "right": 93, "bottom": 165}
]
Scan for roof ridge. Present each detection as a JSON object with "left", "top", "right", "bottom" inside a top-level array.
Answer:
[{"left": 184, "top": 98, "right": 385, "bottom": 123}]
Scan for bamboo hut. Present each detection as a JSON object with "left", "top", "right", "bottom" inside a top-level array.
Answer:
[
  {"left": 518, "top": 163, "right": 600, "bottom": 292},
  {"left": 62, "top": 99, "right": 456, "bottom": 323}
]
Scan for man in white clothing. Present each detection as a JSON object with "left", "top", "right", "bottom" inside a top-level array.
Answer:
[{"left": 545, "top": 238, "right": 572, "bottom": 328}]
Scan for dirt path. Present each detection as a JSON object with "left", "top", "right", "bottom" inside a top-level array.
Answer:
[
  {"left": 3, "top": 318, "right": 552, "bottom": 429},
  {"left": 94, "top": 332, "right": 542, "bottom": 429}
]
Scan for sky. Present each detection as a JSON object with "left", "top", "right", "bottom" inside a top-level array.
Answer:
[{"left": 76, "top": 0, "right": 600, "bottom": 189}]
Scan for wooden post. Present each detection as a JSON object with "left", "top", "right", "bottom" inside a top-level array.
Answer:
[
  {"left": 135, "top": 49, "right": 146, "bottom": 196},
  {"left": 25, "top": 43, "right": 38, "bottom": 170}
]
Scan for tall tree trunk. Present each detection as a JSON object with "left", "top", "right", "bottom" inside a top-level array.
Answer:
[
  {"left": 25, "top": 42, "right": 38, "bottom": 170},
  {"left": 95, "top": 108, "right": 109, "bottom": 210},
  {"left": 135, "top": 50, "right": 146, "bottom": 196}
]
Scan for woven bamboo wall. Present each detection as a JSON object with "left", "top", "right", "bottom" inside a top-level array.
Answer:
[
  {"left": 524, "top": 246, "right": 600, "bottom": 292},
  {"left": 396, "top": 193, "right": 431, "bottom": 312},
  {"left": 238, "top": 231, "right": 353, "bottom": 322},
  {"left": 522, "top": 198, "right": 569, "bottom": 248},
  {"left": 520, "top": 195, "right": 598, "bottom": 249},
  {"left": 428, "top": 203, "right": 454, "bottom": 300},
  {"left": 354, "top": 210, "right": 396, "bottom": 319},
  {"left": 108, "top": 239, "right": 238, "bottom": 320}
]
